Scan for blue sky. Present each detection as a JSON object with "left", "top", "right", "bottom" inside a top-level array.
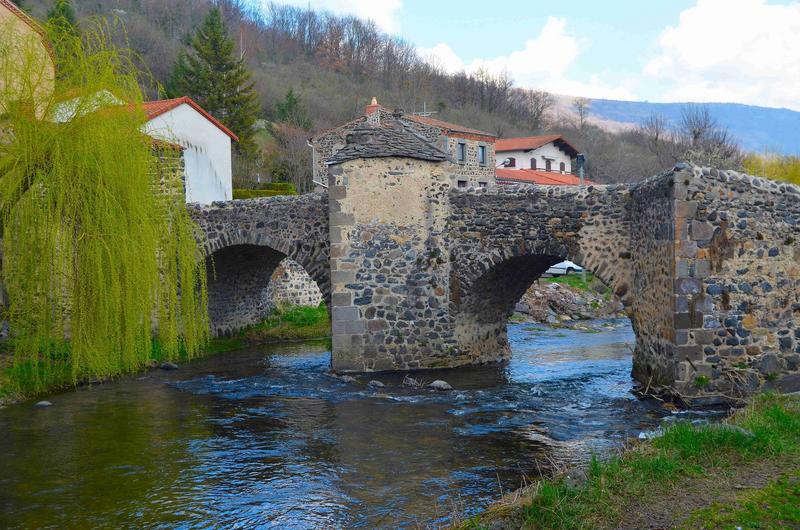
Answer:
[{"left": 271, "top": 0, "right": 800, "bottom": 110}]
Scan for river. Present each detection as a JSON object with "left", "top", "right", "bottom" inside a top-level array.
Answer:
[{"left": 0, "top": 319, "right": 713, "bottom": 528}]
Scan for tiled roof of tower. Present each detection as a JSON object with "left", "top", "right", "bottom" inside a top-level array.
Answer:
[
  {"left": 139, "top": 97, "right": 239, "bottom": 141},
  {"left": 400, "top": 113, "right": 496, "bottom": 140},
  {"left": 325, "top": 119, "right": 449, "bottom": 165},
  {"left": 496, "top": 135, "right": 579, "bottom": 158}
]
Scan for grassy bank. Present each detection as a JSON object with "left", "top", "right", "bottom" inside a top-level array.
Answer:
[
  {"left": 0, "top": 304, "right": 330, "bottom": 404},
  {"left": 458, "top": 392, "right": 800, "bottom": 529}
]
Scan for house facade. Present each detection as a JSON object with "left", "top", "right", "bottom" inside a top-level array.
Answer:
[
  {"left": 311, "top": 97, "right": 496, "bottom": 190},
  {"left": 142, "top": 97, "right": 238, "bottom": 205},
  {"left": 495, "top": 134, "right": 578, "bottom": 174}
]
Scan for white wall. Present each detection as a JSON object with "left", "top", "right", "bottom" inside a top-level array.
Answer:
[
  {"left": 144, "top": 104, "right": 232, "bottom": 204},
  {"left": 499, "top": 142, "right": 572, "bottom": 173}
]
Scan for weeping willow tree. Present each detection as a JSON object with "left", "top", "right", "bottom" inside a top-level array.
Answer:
[{"left": 0, "top": 17, "right": 208, "bottom": 392}]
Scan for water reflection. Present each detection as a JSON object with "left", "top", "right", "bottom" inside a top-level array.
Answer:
[{"left": 0, "top": 319, "right": 703, "bottom": 528}]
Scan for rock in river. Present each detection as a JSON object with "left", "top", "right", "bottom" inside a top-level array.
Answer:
[
  {"left": 160, "top": 362, "right": 179, "bottom": 371},
  {"left": 34, "top": 401, "right": 52, "bottom": 407},
  {"left": 368, "top": 380, "right": 385, "bottom": 388},
  {"left": 428, "top": 380, "right": 453, "bottom": 391}
]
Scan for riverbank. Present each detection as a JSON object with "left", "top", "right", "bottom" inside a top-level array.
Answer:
[
  {"left": 455, "top": 392, "right": 800, "bottom": 529},
  {"left": 514, "top": 274, "right": 624, "bottom": 324},
  {"left": 0, "top": 304, "right": 331, "bottom": 405}
]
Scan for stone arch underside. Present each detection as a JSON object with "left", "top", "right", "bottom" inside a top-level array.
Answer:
[
  {"left": 188, "top": 193, "right": 330, "bottom": 336},
  {"left": 447, "top": 184, "right": 635, "bottom": 363}
]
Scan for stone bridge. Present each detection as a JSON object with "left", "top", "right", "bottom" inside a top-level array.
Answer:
[{"left": 190, "top": 162, "right": 800, "bottom": 405}]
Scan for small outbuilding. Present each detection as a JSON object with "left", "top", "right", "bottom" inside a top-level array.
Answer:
[{"left": 142, "top": 97, "right": 238, "bottom": 205}]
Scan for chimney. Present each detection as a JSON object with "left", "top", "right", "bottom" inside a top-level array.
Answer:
[{"left": 365, "top": 96, "right": 380, "bottom": 116}]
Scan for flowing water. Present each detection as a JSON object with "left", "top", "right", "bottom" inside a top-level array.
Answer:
[{"left": 0, "top": 319, "right": 715, "bottom": 528}]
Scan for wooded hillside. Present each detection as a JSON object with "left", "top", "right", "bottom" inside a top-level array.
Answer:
[{"left": 17, "top": 0, "right": 750, "bottom": 185}]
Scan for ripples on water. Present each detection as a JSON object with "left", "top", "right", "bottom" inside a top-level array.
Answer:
[{"left": 0, "top": 319, "right": 719, "bottom": 529}]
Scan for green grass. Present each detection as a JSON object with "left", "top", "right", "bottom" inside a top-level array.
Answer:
[
  {"left": 682, "top": 472, "right": 800, "bottom": 529},
  {"left": 244, "top": 304, "right": 330, "bottom": 342},
  {"left": 459, "top": 393, "right": 800, "bottom": 530},
  {"left": 543, "top": 272, "right": 595, "bottom": 291}
]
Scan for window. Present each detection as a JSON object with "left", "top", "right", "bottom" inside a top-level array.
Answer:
[
  {"left": 506, "top": 157, "right": 516, "bottom": 168},
  {"left": 457, "top": 142, "right": 466, "bottom": 163},
  {"left": 457, "top": 180, "right": 467, "bottom": 188},
  {"left": 478, "top": 181, "right": 487, "bottom": 188},
  {"left": 478, "top": 145, "right": 487, "bottom": 165},
  {"left": 530, "top": 158, "right": 537, "bottom": 170},
  {"left": 545, "top": 159, "right": 552, "bottom": 172},
  {"left": 559, "top": 162, "right": 566, "bottom": 173}
]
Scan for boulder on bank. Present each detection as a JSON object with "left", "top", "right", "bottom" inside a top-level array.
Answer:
[{"left": 514, "top": 280, "right": 623, "bottom": 323}]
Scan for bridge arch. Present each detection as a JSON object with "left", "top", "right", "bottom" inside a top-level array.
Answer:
[
  {"left": 448, "top": 184, "right": 635, "bottom": 363},
  {"left": 189, "top": 193, "right": 330, "bottom": 336}
]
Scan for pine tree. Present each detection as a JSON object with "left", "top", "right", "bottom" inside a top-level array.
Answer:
[
  {"left": 275, "top": 88, "right": 312, "bottom": 130},
  {"left": 47, "top": 0, "right": 78, "bottom": 36},
  {"left": 169, "top": 7, "right": 259, "bottom": 154}
]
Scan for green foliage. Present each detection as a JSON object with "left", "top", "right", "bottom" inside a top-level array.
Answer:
[
  {"left": 47, "top": 0, "right": 77, "bottom": 30},
  {"left": 744, "top": 154, "right": 800, "bottom": 185},
  {"left": 0, "top": 20, "right": 208, "bottom": 393},
  {"left": 694, "top": 374, "right": 710, "bottom": 388},
  {"left": 168, "top": 6, "right": 259, "bottom": 155},
  {"left": 232, "top": 182, "right": 297, "bottom": 199},
  {"left": 273, "top": 88, "right": 311, "bottom": 130}
]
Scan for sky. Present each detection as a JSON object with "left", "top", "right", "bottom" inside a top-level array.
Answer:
[{"left": 270, "top": 0, "right": 800, "bottom": 111}]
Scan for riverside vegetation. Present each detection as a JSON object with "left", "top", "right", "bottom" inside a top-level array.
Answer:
[{"left": 456, "top": 392, "right": 800, "bottom": 529}]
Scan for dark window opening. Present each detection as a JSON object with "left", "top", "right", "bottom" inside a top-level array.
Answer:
[
  {"left": 457, "top": 180, "right": 467, "bottom": 188},
  {"left": 545, "top": 159, "right": 552, "bottom": 172},
  {"left": 559, "top": 162, "right": 566, "bottom": 173},
  {"left": 478, "top": 145, "right": 487, "bottom": 165},
  {"left": 457, "top": 142, "right": 466, "bottom": 163},
  {"left": 479, "top": 181, "right": 487, "bottom": 188},
  {"left": 530, "top": 158, "right": 537, "bottom": 170},
  {"left": 506, "top": 157, "right": 516, "bottom": 167}
]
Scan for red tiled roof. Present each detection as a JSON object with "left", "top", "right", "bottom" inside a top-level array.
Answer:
[
  {"left": 364, "top": 98, "right": 495, "bottom": 139},
  {"left": 140, "top": 97, "right": 239, "bottom": 141},
  {"left": 496, "top": 134, "right": 579, "bottom": 158},
  {"left": 0, "top": 0, "right": 56, "bottom": 64},
  {"left": 496, "top": 168, "right": 595, "bottom": 186}
]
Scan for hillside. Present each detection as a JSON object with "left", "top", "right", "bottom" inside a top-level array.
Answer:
[
  {"left": 554, "top": 95, "right": 800, "bottom": 155},
  {"left": 17, "top": 0, "right": 794, "bottom": 185}
]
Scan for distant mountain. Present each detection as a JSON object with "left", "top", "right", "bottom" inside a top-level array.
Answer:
[{"left": 555, "top": 96, "right": 800, "bottom": 155}]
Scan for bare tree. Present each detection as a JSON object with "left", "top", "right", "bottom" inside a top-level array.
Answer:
[
  {"left": 676, "top": 104, "right": 742, "bottom": 169},
  {"left": 573, "top": 97, "right": 590, "bottom": 130}
]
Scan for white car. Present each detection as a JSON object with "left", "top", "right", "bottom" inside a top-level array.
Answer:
[{"left": 546, "top": 260, "right": 584, "bottom": 276}]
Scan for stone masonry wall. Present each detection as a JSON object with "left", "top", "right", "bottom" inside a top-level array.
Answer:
[
  {"left": 447, "top": 183, "right": 633, "bottom": 364},
  {"left": 265, "top": 257, "right": 324, "bottom": 309},
  {"left": 668, "top": 165, "right": 800, "bottom": 403},
  {"left": 628, "top": 171, "right": 680, "bottom": 389},
  {"left": 328, "top": 156, "right": 455, "bottom": 371}
]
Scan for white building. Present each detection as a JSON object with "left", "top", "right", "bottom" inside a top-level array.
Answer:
[
  {"left": 142, "top": 97, "right": 237, "bottom": 204},
  {"left": 495, "top": 134, "right": 578, "bottom": 174}
]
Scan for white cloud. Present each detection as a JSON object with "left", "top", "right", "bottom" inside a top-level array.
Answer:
[
  {"left": 417, "top": 17, "right": 637, "bottom": 100},
  {"left": 273, "top": 0, "right": 403, "bottom": 33},
  {"left": 645, "top": 0, "right": 800, "bottom": 110}
]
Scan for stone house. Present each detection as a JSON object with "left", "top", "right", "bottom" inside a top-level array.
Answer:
[
  {"left": 495, "top": 134, "right": 579, "bottom": 175},
  {"left": 311, "top": 97, "right": 497, "bottom": 190}
]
